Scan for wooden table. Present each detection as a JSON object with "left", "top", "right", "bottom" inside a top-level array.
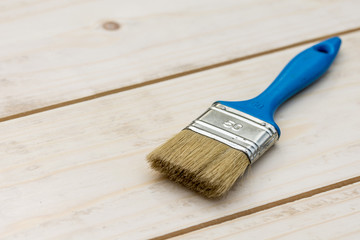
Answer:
[{"left": 1, "top": 1, "right": 359, "bottom": 239}]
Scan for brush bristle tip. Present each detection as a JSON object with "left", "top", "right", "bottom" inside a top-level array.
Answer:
[{"left": 147, "top": 130, "right": 250, "bottom": 198}]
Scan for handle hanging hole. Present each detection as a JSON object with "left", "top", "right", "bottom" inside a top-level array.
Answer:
[{"left": 315, "top": 45, "right": 330, "bottom": 54}]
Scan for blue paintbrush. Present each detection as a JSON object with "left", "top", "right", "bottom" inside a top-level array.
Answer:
[{"left": 147, "top": 37, "right": 341, "bottom": 198}]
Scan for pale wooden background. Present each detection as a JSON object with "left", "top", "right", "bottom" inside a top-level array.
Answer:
[{"left": 0, "top": 1, "right": 359, "bottom": 239}]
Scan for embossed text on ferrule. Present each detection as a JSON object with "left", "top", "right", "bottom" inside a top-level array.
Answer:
[{"left": 186, "top": 103, "right": 279, "bottom": 164}]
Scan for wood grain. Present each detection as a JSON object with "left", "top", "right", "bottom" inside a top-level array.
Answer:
[
  {"left": 174, "top": 182, "right": 360, "bottom": 240},
  {"left": 153, "top": 176, "right": 360, "bottom": 240},
  {"left": 1, "top": 0, "right": 360, "bottom": 118},
  {"left": 0, "top": 31, "right": 359, "bottom": 239}
]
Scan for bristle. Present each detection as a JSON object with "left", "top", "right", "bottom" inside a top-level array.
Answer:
[{"left": 147, "top": 129, "right": 250, "bottom": 198}]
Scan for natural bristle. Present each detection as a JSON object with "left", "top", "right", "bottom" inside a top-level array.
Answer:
[{"left": 147, "top": 129, "right": 250, "bottom": 198}]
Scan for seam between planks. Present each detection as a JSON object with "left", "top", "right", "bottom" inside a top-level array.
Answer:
[
  {"left": 150, "top": 175, "right": 360, "bottom": 240},
  {"left": 1, "top": 26, "right": 360, "bottom": 123}
]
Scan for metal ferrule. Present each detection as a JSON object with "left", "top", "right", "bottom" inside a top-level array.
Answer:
[{"left": 185, "top": 103, "right": 279, "bottom": 164}]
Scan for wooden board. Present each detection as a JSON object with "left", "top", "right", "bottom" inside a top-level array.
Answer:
[
  {"left": 0, "top": 31, "right": 359, "bottom": 239},
  {"left": 175, "top": 182, "right": 360, "bottom": 240},
  {"left": 1, "top": 0, "right": 360, "bottom": 119}
]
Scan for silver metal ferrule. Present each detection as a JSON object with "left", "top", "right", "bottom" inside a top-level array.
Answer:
[{"left": 185, "top": 103, "right": 279, "bottom": 164}]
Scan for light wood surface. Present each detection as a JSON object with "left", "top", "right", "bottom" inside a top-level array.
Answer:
[
  {"left": 0, "top": 28, "right": 359, "bottom": 239},
  {"left": 1, "top": 0, "right": 360, "bottom": 119},
  {"left": 175, "top": 182, "right": 360, "bottom": 240},
  {"left": 1, "top": 1, "right": 360, "bottom": 239}
]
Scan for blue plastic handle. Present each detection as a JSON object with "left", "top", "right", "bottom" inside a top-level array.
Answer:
[{"left": 219, "top": 37, "right": 341, "bottom": 136}]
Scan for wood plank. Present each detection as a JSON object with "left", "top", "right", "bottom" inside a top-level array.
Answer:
[
  {"left": 1, "top": 0, "right": 360, "bottom": 118},
  {"left": 0, "top": 31, "right": 359, "bottom": 239},
  {"left": 174, "top": 182, "right": 360, "bottom": 240}
]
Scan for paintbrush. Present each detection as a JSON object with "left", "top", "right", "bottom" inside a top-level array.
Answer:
[{"left": 147, "top": 37, "right": 341, "bottom": 198}]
